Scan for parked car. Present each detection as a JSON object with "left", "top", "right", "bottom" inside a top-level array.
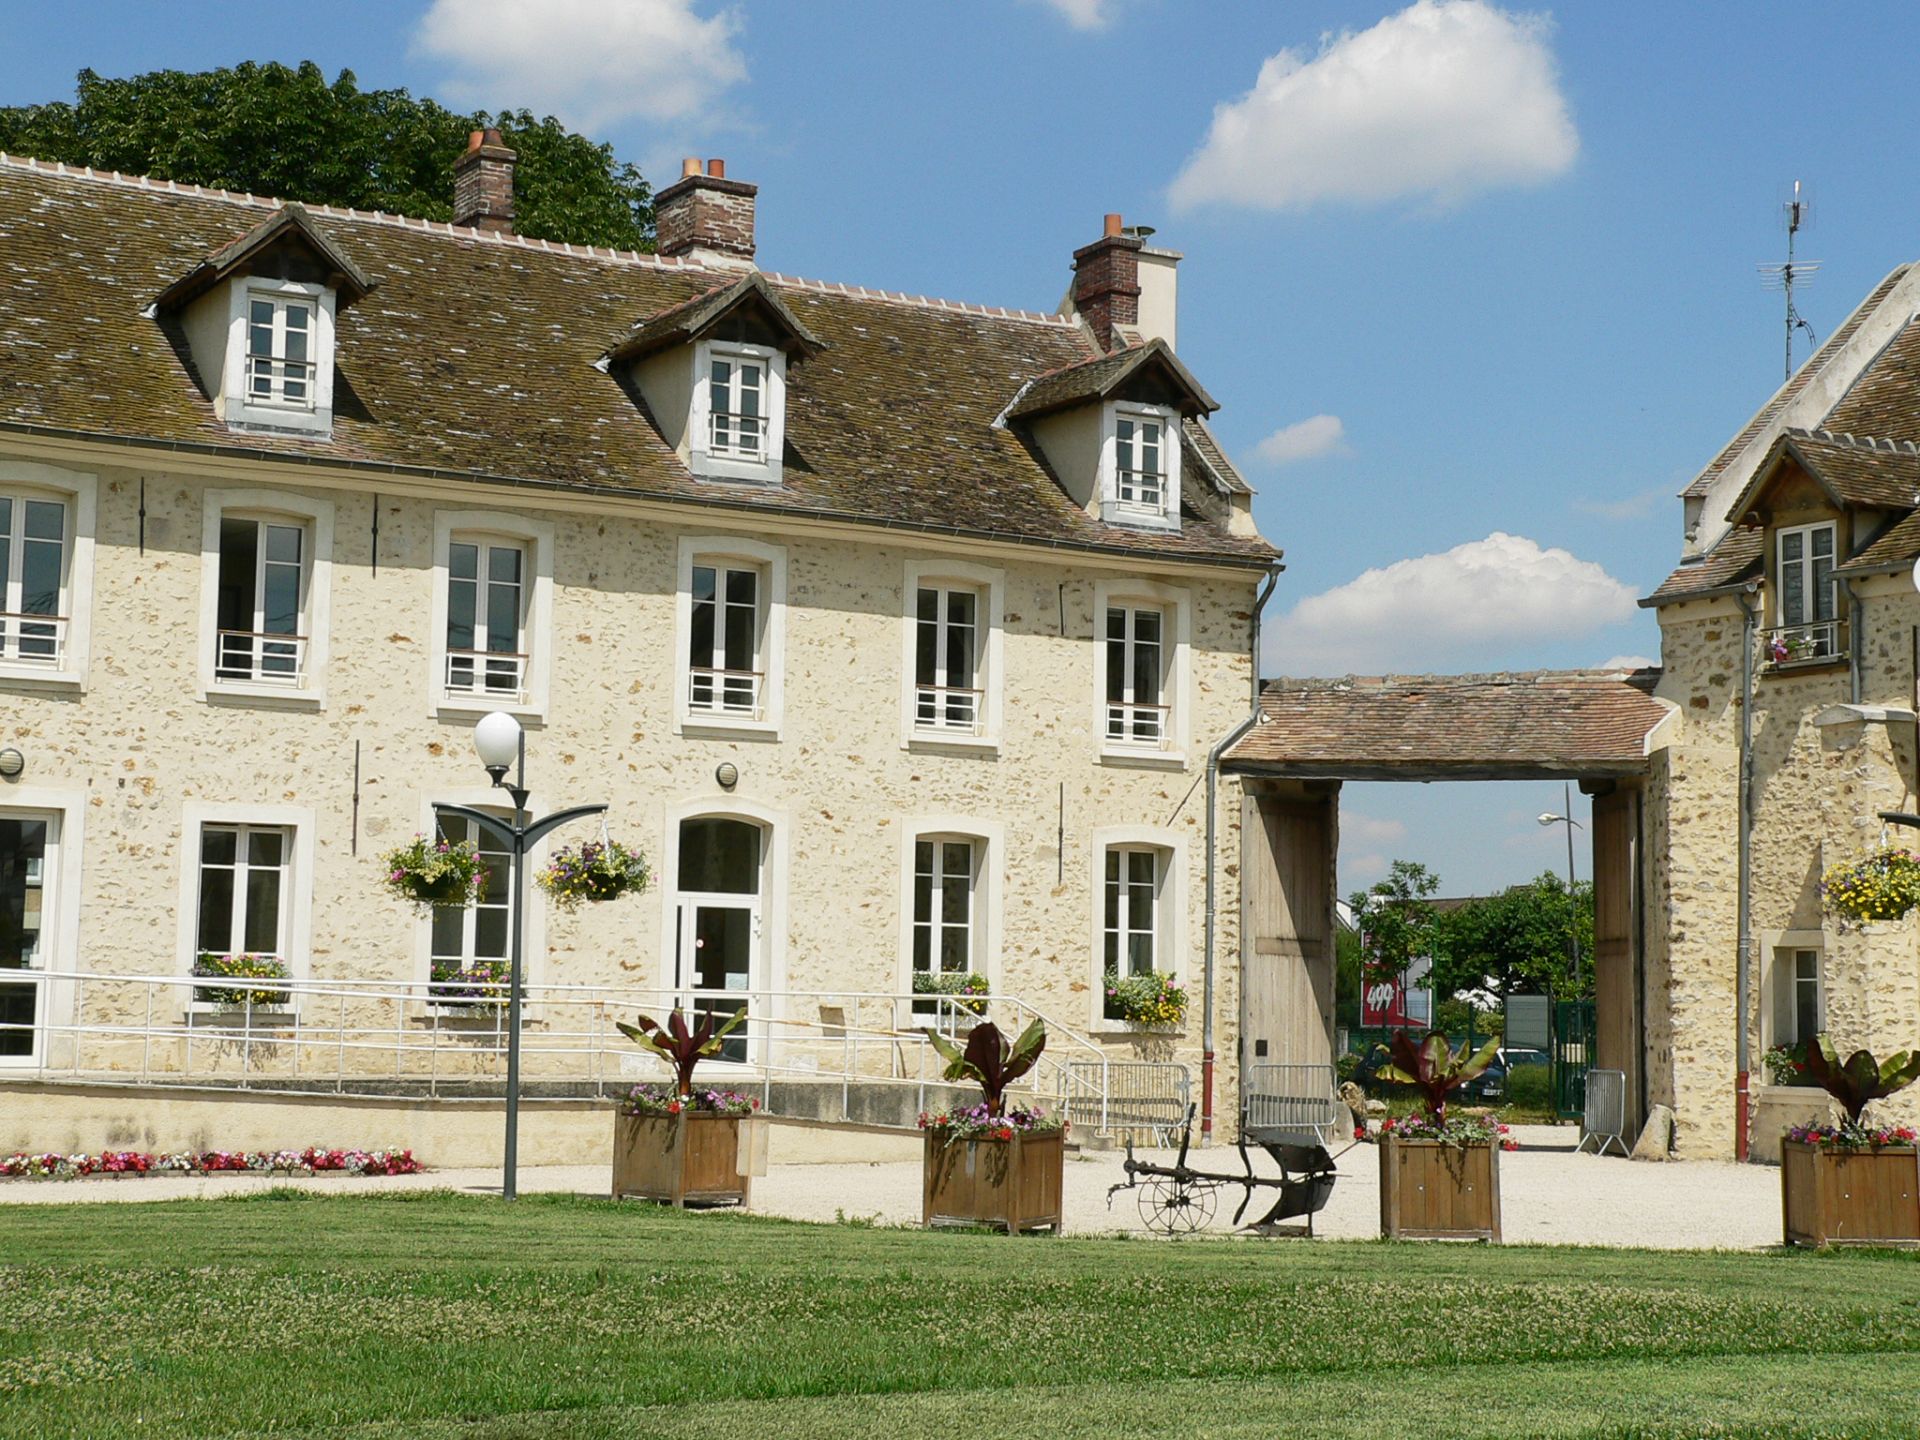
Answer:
[{"left": 1464, "top": 1052, "right": 1508, "bottom": 1101}]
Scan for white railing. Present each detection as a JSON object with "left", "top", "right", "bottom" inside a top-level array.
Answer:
[
  {"left": 1763, "top": 621, "right": 1842, "bottom": 666},
  {"left": 216, "top": 630, "right": 307, "bottom": 685},
  {"left": 0, "top": 971, "right": 1128, "bottom": 1130},
  {"left": 709, "top": 410, "right": 766, "bottom": 460},
  {"left": 913, "top": 684, "right": 982, "bottom": 734},
  {"left": 445, "top": 649, "right": 529, "bottom": 702},
  {"left": 246, "top": 354, "right": 317, "bottom": 405},
  {"left": 1115, "top": 468, "right": 1165, "bottom": 510},
  {"left": 0, "top": 611, "right": 66, "bottom": 668},
  {"left": 688, "top": 667, "right": 764, "bottom": 719},
  {"left": 1105, "top": 701, "right": 1169, "bottom": 745}
]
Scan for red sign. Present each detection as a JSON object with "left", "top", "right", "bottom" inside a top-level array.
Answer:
[{"left": 1362, "top": 976, "right": 1419, "bottom": 1028}]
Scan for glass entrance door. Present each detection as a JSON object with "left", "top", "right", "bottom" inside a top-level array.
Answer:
[
  {"left": 0, "top": 813, "right": 54, "bottom": 1066},
  {"left": 672, "top": 817, "right": 765, "bottom": 1066},
  {"left": 679, "top": 902, "right": 755, "bottom": 1064}
]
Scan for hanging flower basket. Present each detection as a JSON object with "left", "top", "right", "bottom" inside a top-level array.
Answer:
[
  {"left": 381, "top": 836, "right": 488, "bottom": 908},
  {"left": 536, "top": 838, "right": 650, "bottom": 911},
  {"left": 1821, "top": 847, "right": 1920, "bottom": 925},
  {"left": 429, "top": 959, "right": 509, "bottom": 1007}
]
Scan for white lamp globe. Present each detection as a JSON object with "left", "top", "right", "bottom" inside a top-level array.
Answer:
[
  {"left": 474, "top": 711, "right": 522, "bottom": 774},
  {"left": 1536, "top": 813, "right": 1558, "bottom": 827}
]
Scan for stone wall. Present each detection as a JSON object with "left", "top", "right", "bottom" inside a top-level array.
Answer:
[{"left": 1, "top": 446, "right": 1261, "bottom": 1111}]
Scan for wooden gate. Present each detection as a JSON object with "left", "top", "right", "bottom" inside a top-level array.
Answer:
[
  {"left": 1240, "top": 790, "right": 1336, "bottom": 1073},
  {"left": 1589, "top": 787, "right": 1640, "bottom": 1123}
]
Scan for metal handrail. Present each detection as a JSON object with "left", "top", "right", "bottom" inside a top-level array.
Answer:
[
  {"left": 1105, "top": 700, "right": 1170, "bottom": 744},
  {"left": 1762, "top": 620, "right": 1842, "bottom": 664},
  {"left": 708, "top": 410, "right": 767, "bottom": 460},
  {"left": 0, "top": 970, "right": 1116, "bottom": 1127},
  {"left": 215, "top": 629, "right": 307, "bottom": 685}
]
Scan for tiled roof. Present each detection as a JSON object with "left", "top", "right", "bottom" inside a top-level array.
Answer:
[
  {"left": 1644, "top": 527, "right": 1764, "bottom": 607},
  {"left": 0, "top": 155, "right": 1274, "bottom": 568},
  {"left": 1182, "top": 418, "right": 1251, "bottom": 496},
  {"left": 1820, "top": 315, "right": 1920, "bottom": 441},
  {"left": 1222, "top": 671, "right": 1671, "bottom": 780},
  {"left": 1837, "top": 509, "right": 1920, "bottom": 576},
  {"left": 605, "top": 271, "right": 824, "bottom": 364},
  {"left": 1724, "top": 430, "right": 1920, "bottom": 526},
  {"left": 1006, "top": 338, "right": 1217, "bottom": 421},
  {"left": 1683, "top": 267, "right": 1910, "bottom": 500}
]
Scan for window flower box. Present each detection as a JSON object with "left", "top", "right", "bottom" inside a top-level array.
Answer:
[
  {"left": 1782, "top": 1132, "right": 1920, "bottom": 1247},
  {"left": 611, "top": 1087, "right": 763, "bottom": 1208},
  {"left": 1379, "top": 1132, "right": 1502, "bottom": 1242},
  {"left": 921, "top": 1123, "right": 1065, "bottom": 1234},
  {"left": 1102, "top": 970, "right": 1187, "bottom": 1030},
  {"left": 427, "top": 960, "right": 509, "bottom": 1009}
]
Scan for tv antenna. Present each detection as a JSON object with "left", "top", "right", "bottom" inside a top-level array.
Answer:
[{"left": 1757, "top": 180, "right": 1820, "bottom": 381}]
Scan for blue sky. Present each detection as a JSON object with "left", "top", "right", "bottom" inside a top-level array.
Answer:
[{"left": 6, "top": 0, "right": 1915, "bottom": 896}]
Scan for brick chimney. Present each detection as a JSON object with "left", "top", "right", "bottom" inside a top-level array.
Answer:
[
  {"left": 1071, "top": 213, "right": 1144, "bottom": 352},
  {"left": 655, "top": 158, "right": 757, "bottom": 267},
  {"left": 453, "top": 128, "right": 516, "bottom": 234}
]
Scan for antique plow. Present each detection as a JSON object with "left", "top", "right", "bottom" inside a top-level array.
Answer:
[{"left": 1107, "top": 1104, "right": 1344, "bottom": 1237}]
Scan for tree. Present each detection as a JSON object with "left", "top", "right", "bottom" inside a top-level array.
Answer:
[
  {"left": 1430, "top": 872, "right": 1595, "bottom": 1006},
  {"left": 0, "top": 63, "right": 652, "bottom": 250},
  {"left": 1349, "top": 860, "right": 1440, "bottom": 987}
]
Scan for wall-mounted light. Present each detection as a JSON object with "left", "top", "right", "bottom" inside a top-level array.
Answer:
[
  {"left": 0, "top": 748, "right": 23, "bottom": 779},
  {"left": 715, "top": 761, "right": 739, "bottom": 790}
]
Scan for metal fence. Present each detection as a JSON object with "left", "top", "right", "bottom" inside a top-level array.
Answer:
[
  {"left": 1242, "top": 1063, "right": 1341, "bottom": 1143},
  {"left": 0, "top": 970, "right": 1116, "bottom": 1128},
  {"left": 1062, "top": 1061, "right": 1190, "bottom": 1142}
]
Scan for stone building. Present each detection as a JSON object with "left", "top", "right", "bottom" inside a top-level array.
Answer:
[{"left": 0, "top": 136, "right": 1279, "bottom": 1138}]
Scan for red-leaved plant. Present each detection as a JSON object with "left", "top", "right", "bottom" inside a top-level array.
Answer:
[
  {"left": 616, "top": 1008, "right": 746, "bottom": 1098},
  {"left": 1801, "top": 1035, "right": 1920, "bottom": 1128},
  {"left": 927, "top": 1019, "right": 1046, "bottom": 1117},
  {"left": 1378, "top": 1030, "right": 1500, "bottom": 1127}
]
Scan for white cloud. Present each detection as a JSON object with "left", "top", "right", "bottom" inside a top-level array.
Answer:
[
  {"left": 1169, "top": 0, "right": 1577, "bottom": 213},
  {"left": 1032, "top": 0, "right": 1117, "bottom": 28},
  {"left": 1598, "top": 654, "right": 1656, "bottom": 671},
  {"left": 1343, "top": 813, "right": 1408, "bottom": 849},
  {"left": 1256, "top": 414, "right": 1348, "bottom": 465},
  {"left": 1268, "top": 532, "right": 1638, "bottom": 675},
  {"left": 414, "top": 0, "right": 747, "bottom": 133},
  {"left": 1573, "top": 488, "right": 1664, "bottom": 521}
]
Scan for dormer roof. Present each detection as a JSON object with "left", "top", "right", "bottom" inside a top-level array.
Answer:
[
  {"left": 151, "top": 202, "right": 373, "bottom": 312},
  {"left": 604, "top": 271, "right": 824, "bottom": 366},
  {"left": 1005, "top": 338, "right": 1216, "bottom": 422},
  {"left": 1726, "top": 428, "right": 1920, "bottom": 527}
]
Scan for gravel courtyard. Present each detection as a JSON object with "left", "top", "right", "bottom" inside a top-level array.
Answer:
[{"left": 0, "top": 1125, "right": 1787, "bottom": 1249}]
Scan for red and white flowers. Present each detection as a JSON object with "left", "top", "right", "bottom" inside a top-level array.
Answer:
[{"left": 0, "top": 1146, "right": 423, "bottom": 1180}]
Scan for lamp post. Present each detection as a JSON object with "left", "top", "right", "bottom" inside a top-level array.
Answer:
[
  {"left": 439, "top": 711, "right": 605, "bottom": 1201},
  {"left": 1537, "top": 784, "right": 1584, "bottom": 1116}
]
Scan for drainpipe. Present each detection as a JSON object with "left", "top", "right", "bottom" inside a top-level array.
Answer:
[
  {"left": 1201, "top": 563, "right": 1282, "bottom": 1141},
  {"left": 1735, "top": 582, "right": 1760, "bottom": 1162}
]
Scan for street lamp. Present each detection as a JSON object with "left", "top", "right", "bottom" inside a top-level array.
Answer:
[
  {"left": 440, "top": 712, "right": 606, "bottom": 1201},
  {"left": 1537, "top": 784, "right": 1585, "bottom": 1106}
]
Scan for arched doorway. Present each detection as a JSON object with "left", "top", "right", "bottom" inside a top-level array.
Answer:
[{"left": 672, "top": 816, "right": 765, "bottom": 1063}]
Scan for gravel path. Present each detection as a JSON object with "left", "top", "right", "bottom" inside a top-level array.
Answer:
[{"left": 0, "top": 1127, "right": 1785, "bottom": 1249}]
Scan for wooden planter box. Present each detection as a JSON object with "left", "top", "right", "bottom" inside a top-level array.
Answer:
[
  {"left": 1781, "top": 1140, "right": 1920, "bottom": 1247},
  {"left": 922, "top": 1128, "right": 1065, "bottom": 1233},
  {"left": 1380, "top": 1137, "right": 1501, "bottom": 1242},
  {"left": 611, "top": 1112, "right": 754, "bottom": 1208}
]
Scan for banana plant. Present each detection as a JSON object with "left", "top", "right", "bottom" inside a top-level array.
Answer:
[
  {"left": 616, "top": 1007, "right": 746, "bottom": 1098},
  {"left": 1378, "top": 1030, "right": 1501, "bottom": 1125},
  {"left": 926, "top": 1019, "right": 1047, "bottom": 1117},
  {"left": 1802, "top": 1036, "right": 1920, "bottom": 1126}
]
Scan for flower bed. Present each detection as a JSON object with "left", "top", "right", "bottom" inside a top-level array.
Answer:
[
  {"left": 1, "top": 1147, "right": 422, "bottom": 1181},
  {"left": 429, "top": 959, "right": 509, "bottom": 1007},
  {"left": 537, "top": 838, "right": 649, "bottom": 910},
  {"left": 918, "top": 1102, "right": 1063, "bottom": 1142},
  {"left": 1788, "top": 1122, "right": 1919, "bottom": 1151},
  {"left": 912, "top": 970, "right": 989, "bottom": 1017},
  {"left": 1821, "top": 847, "right": 1920, "bottom": 926},
  {"left": 1379, "top": 1111, "right": 1519, "bottom": 1151},
  {"left": 1102, "top": 970, "right": 1187, "bottom": 1028},
  {"left": 190, "top": 952, "right": 292, "bottom": 1008},
  {"left": 619, "top": 1084, "right": 759, "bottom": 1118}
]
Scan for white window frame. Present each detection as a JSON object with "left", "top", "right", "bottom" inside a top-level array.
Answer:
[
  {"left": 428, "top": 510, "right": 555, "bottom": 723},
  {"left": 174, "top": 802, "right": 314, "bottom": 1010},
  {"left": 1774, "top": 521, "right": 1839, "bottom": 659},
  {"left": 899, "top": 558, "right": 1004, "bottom": 752},
  {"left": 0, "top": 462, "right": 96, "bottom": 691},
  {"left": 689, "top": 340, "right": 787, "bottom": 485},
  {"left": 1766, "top": 934, "right": 1825, "bottom": 1055},
  {"left": 895, "top": 816, "right": 1003, "bottom": 1020},
  {"left": 197, "top": 488, "right": 333, "bottom": 707},
  {"left": 655, "top": 795, "right": 791, "bottom": 1036},
  {"left": 0, "top": 785, "right": 86, "bottom": 1071},
  {"left": 1092, "top": 578, "right": 1191, "bottom": 767},
  {"left": 674, "top": 535, "right": 786, "bottom": 738},
  {"left": 1089, "top": 825, "right": 1188, "bottom": 1034},
  {"left": 220, "top": 278, "right": 338, "bottom": 437},
  {"left": 1098, "top": 402, "right": 1180, "bottom": 530},
  {"left": 412, "top": 789, "right": 552, "bottom": 999}
]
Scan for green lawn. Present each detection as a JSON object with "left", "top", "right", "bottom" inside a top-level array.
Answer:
[{"left": 2, "top": 1190, "right": 1918, "bottom": 1437}]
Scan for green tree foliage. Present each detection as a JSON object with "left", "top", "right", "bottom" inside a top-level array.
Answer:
[
  {"left": 1431, "top": 871, "right": 1595, "bottom": 1004},
  {"left": 0, "top": 62, "right": 653, "bottom": 250},
  {"left": 1348, "top": 860, "right": 1440, "bottom": 985}
]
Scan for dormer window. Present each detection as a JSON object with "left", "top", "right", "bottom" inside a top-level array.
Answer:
[
  {"left": 707, "top": 348, "right": 768, "bottom": 462},
  {"left": 1773, "top": 521, "right": 1839, "bottom": 660},
  {"left": 245, "top": 293, "right": 317, "bottom": 411},
  {"left": 1101, "top": 403, "right": 1180, "bottom": 529}
]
